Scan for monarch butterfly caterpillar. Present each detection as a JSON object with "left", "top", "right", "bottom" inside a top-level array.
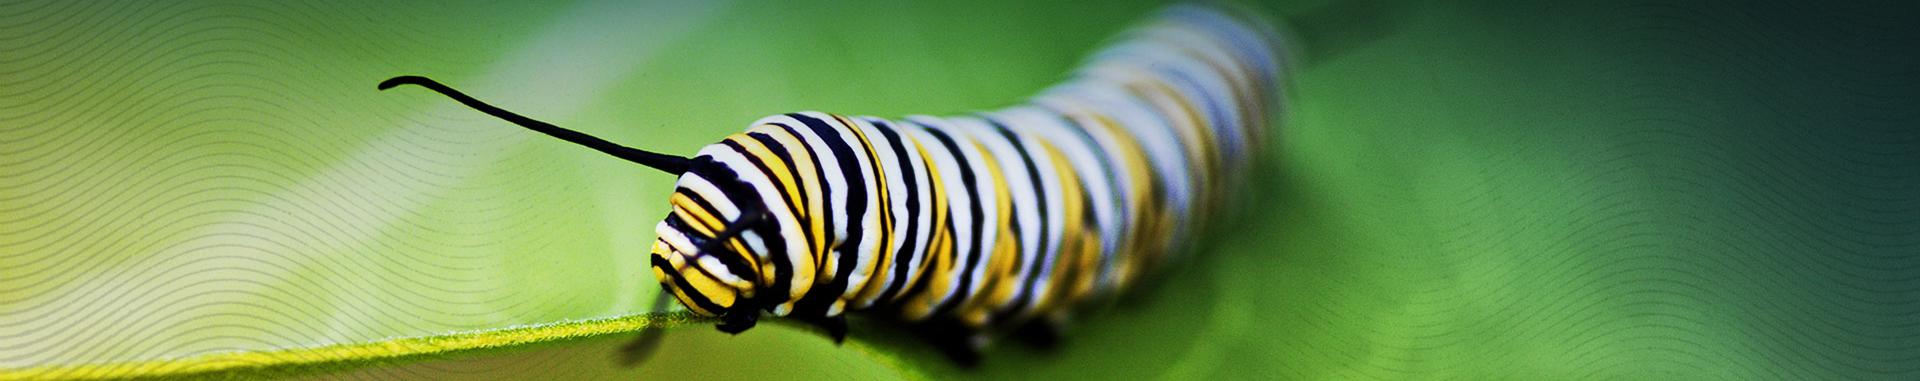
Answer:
[{"left": 380, "top": 4, "right": 1288, "bottom": 364}]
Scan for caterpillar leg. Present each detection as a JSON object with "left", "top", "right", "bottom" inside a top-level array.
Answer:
[
  {"left": 794, "top": 314, "right": 850, "bottom": 344},
  {"left": 715, "top": 310, "right": 759, "bottom": 334},
  {"left": 1011, "top": 319, "right": 1064, "bottom": 350},
  {"left": 917, "top": 320, "right": 985, "bottom": 367}
]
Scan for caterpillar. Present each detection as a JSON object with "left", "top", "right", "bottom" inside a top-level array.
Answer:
[{"left": 379, "top": 4, "right": 1288, "bottom": 364}]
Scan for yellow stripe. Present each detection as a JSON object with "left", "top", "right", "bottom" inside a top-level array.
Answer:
[
  {"left": 670, "top": 193, "right": 759, "bottom": 273},
  {"left": 761, "top": 126, "right": 822, "bottom": 312},
  {"left": 658, "top": 247, "right": 715, "bottom": 316},
  {"left": 1084, "top": 111, "right": 1157, "bottom": 290},
  {"left": 727, "top": 134, "right": 805, "bottom": 219},
  {"left": 1033, "top": 140, "right": 1092, "bottom": 315},
  {"left": 1133, "top": 78, "right": 1219, "bottom": 213},
  {"left": 888, "top": 143, "right": 948, "bottom": 311},
  {"left": 901, "top": 141, "right": 974, "bottom": 321},
  {"left": 835, "top": 115, "right": 897, "bottom": 307},
  {"left": 1126, "top": 80, "right": 1206, "bottom": 267},
  {"left": 1151, "top": 78, "right": 1228, "bottom": 224},
  {"left": 959, "top": 143, "right": 1018, "bottom": 326},
  {"left": 900, "top": 205, "right": 952, "bottom": 321},
  {"left": 676, "top": 259, "right": 738, "bottom": 309},
  {"left": 670, "top": 195, "right": 721, "bottom": 235}
]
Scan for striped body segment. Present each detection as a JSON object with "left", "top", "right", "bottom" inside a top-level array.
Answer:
[{"left": 649, "top": 5, "right": 1290, "bottom": 344}]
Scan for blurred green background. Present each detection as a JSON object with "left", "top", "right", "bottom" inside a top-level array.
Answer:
[{"left": 3, "top": 0, "right": 1917, "bottom": 379}]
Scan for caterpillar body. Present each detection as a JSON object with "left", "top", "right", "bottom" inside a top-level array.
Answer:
[{"left": 380, "top": 4, "right": 1289, "bottom": 363}]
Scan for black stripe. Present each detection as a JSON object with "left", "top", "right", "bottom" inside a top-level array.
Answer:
[
  {"left": 666, "top": 191, "right": 757, "bottom": 281},
  {"left": 1040, "top": 107, "right": 1126, "bottom": 281},
  {"left": 787, "top": 113, "right": 869, "bottom": 316},
  {"left": 1041, "top": 105, "right": 1126, "bottom": 208},
  {"left": 687, "top": 156, "right": 785, "bottom": 313},
  {"left": 1112, "top": 92, "right": 1173, "bottom": 216},
  {"left": 914, "top": 124, "right": 986, "bottom": 318},
  {"left": 846, "top": 116, "right": 897, "bottom": 308},
  {"left": 871, "top": 120, "right": 925, "bottom": 303},
  {"left": 760, "top": 124, "right": 823, "bottom": 259},
  {"left": 766, "top": 122, "right": 830, "bottom": 310},
  {"left": 722, "top": 137, "right": 805, "bottom": 230},
  {"left": 1070, "top": 194, "right": 1101, "bottom": 300},
  {"left": 654, "top": 253, "right": 727, "bottom": 314},
  {"left": 984, "top": 116, "right": 1053, "bottom": 320}
]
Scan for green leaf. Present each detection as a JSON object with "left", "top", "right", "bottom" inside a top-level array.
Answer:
[
  {"left": 18, "top": 0, "right": 1901, "bottom": 379},
  {"left": 2, "top": 313, "right": 716, "bottom": 380}
]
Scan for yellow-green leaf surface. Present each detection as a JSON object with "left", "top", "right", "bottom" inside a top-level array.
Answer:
[
  {"left": 8, "top": 0, "right": 1919, "bottom": 380},
  {"left": 1, "top": 313, "right": 714, "bottom": 380}
]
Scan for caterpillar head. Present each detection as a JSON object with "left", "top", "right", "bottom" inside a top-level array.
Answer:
[
  {"left": 378, "top": 76, "right": 774, "bottom": 331},
  {"left": 649, "top": 157, "right": 774, "bottom": 331}
]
